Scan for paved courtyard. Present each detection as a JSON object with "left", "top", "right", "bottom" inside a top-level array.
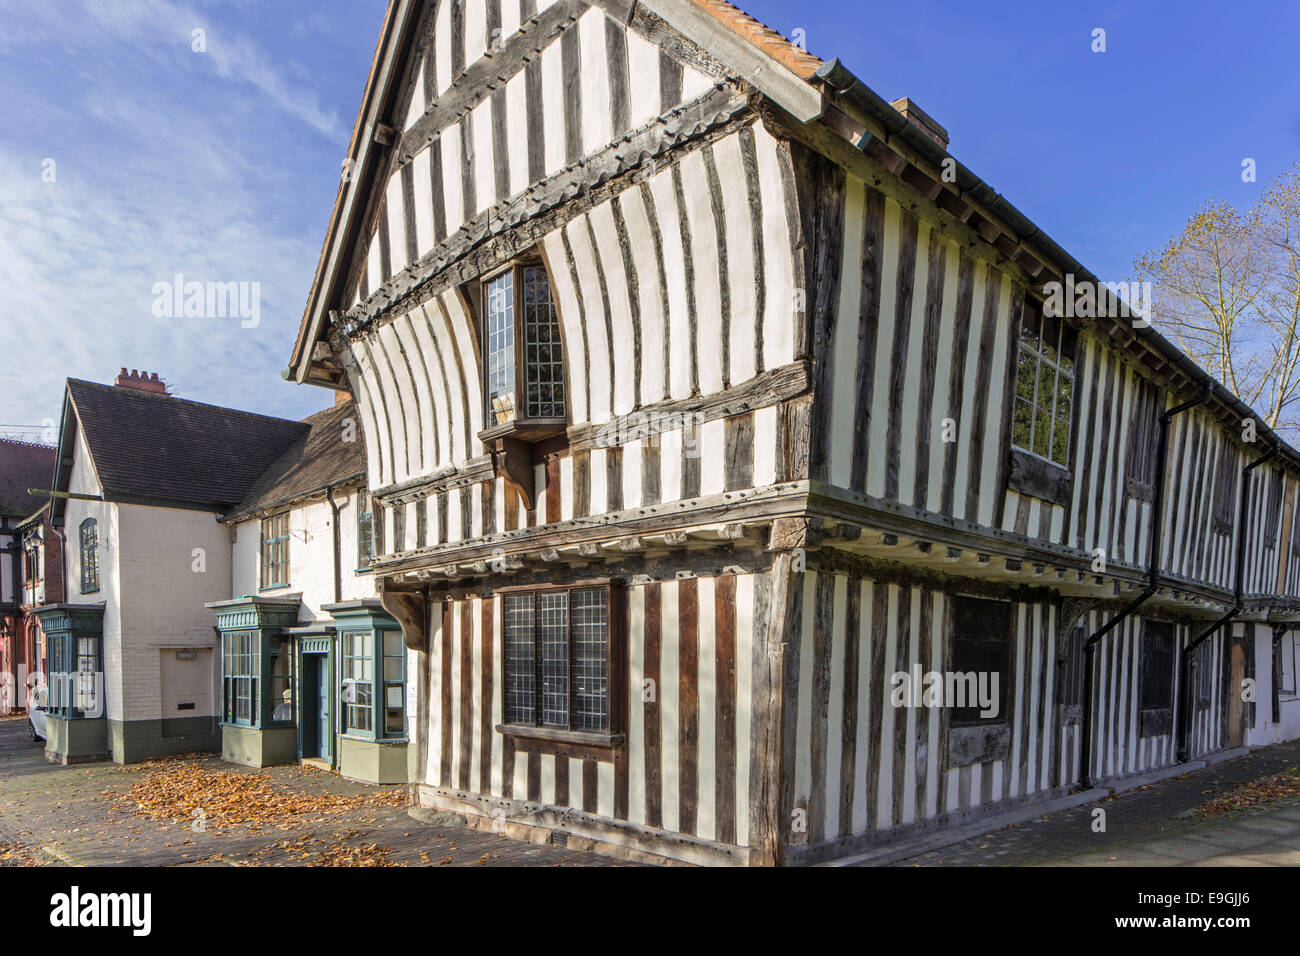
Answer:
[
  {"left": 892, "top": 739, "right": 1300, "bottom": 867},
  {"left": 0, "top": 717, "right": 622, "bottom": 867},
  {"left": 5, "top": 714, "right": 1300, "bottom": 867}
]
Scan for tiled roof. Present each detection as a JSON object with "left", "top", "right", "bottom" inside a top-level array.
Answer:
[
  {"left": 66, "top": 380, "right": 311, "bottom": 510},
  {"left": 0, "top": 439, "right": 57, "bottom": 517},
  {"left": 225, "top": 400, "right": 366, "bottom": 519},
  {"left": 686, "top": 0, "right": 825, "bottom": 79}
]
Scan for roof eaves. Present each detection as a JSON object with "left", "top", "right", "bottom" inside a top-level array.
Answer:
[{"left": 289, "top": 0, "right": 419, "bottom": 385}]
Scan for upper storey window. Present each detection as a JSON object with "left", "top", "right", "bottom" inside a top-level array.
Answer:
[
  {"left": 1012, "top": 310, "right": 1077, "bottom": 468},
  {"left": 482, "top": 260, "right": 567, "bottom": 433},
  {"left": 79, "top": 518, "right": 99, "bottom": 594}
]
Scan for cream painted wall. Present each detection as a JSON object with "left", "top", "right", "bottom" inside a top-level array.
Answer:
[
  {"left": 1249, "top": 624, "right": 1300, "bottom": 745},
  {"left": 115, "top": 502, "right": 230, "bottom": 723},
  {"left": 61, "top": 425, "right": 120, "bottom": 720},
  {"left": 60, "top": 421, "right": 233, "bottom": 724},
  {"left": 230, "top": 485, "right": 376, "bottom": 622}
]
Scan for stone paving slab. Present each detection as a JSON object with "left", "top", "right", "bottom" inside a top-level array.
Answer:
[
  {"left": 892, "top": 739, "right": 1300, "bottom": 866},
  {"left": 0, "top": 720, "right": 626, "bottom": 867}
]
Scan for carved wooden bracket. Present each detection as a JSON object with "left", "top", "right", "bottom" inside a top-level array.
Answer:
[
  {"left": 378, "top": 586, "right": 428, "bottom": 653},
  {"left": 768, "top": 516, "right": 822, "bottom": 553},
  {"left": 492, "top": 437, "right": 537, "bottom": 512}
]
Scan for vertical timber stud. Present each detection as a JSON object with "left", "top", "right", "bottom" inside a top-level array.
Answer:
[
  {"left": 750, "top": 548, "right": 800, "bottom": 866},
  {"left": 752, "top": 518, "right": 814, "bottom": 865},
  {"left": 788, "top": 141, "right": 847, "bottom": 485}
]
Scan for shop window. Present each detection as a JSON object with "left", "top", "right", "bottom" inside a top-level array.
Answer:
[
  {"left": 47, "top": 630, "right": 102, "bottom": 719},
  {"left": 339, "top": 628, "right": 405, "bottom": 740},
  {"left": 220, "top": 631, "right": 294, "bottom": 729}
]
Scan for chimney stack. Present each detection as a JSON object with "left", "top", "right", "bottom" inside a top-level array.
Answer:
[
  {"left": 890, "top": 97, "right": 949, "bottom": 151},
  {"left": 114, "top": 369, "right": 170, "bottom": 395}
]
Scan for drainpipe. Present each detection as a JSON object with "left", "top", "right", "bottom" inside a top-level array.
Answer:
[
  {"left": 53, "top": 526, "right": 67, "bottom": 606},
  {"left": 1175, "top": 444, "right": 1277, "bottom": 762},
  {"left": 1079, "top": 386, "right": 1213, "bottom": 788},
  {"left": 1272, "top": 624, "right": 1286, "bottom": 727},
  {"left": 326, "top": 487, "right": 344, "bottom": 605}
]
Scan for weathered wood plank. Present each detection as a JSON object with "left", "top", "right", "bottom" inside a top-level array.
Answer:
[{"left": 678, "top": 577, "right": 700, "bottom": 835}]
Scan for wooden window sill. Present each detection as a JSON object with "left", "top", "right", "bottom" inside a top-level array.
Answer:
[
  {"left": 497, "top": 723, "right": 625, "bottom": 759},
  {"left": 1007, "top": 447, "right": 1073, "bottom": 508}
]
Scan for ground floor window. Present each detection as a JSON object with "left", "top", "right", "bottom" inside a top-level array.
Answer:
[
  {"left": 339, "top": 628, "right": 405, "bottom": 740},
  {"left": 1281, "top": 631, "right": 1296, "bottom": 697},
  {"left": 222, "top": 632, "right": 256, "bottom": 725},
  {"left": 342, "top": 632, "right": 374, "bottom": 734},
  {"left": 47, "top": 629, "right": 103, "bottom": 719},
  {"left": 502, "top": 585, "right": 613, "bottom": 733},
  {"left": 221, "top": 631, "right": 294, "bottom": 728},
  {"left": 950, "top": 596, "right": 1012, "bottom": 726},
  {"left": 1140, "top": 621, "right": 1175, "bottom": 711}
]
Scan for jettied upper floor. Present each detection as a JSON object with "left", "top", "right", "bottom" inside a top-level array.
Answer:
[{"left": 285, "top": 0, "right": 1300, "bottom": 614}]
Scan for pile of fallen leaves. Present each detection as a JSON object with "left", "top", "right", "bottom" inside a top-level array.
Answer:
[
  {"left": 254, "top": 829, "right": 407, "bottom": 867},
  {"left": 1194, "top": 766, "right": 1300, "bottom": 818},
  {"left": 0, "top": 841, "right": 45, "bottom": 867},
  {"left": 106, "top": 761, "right": 407, "bottom": 832}
]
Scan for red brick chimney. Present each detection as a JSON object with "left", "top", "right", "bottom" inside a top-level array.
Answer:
[
  {"left": 890, "top": 97, "right": 949, "bottom": 151},
  {"left": 114, "top": 369, "right": 169, "bottom": 395}
]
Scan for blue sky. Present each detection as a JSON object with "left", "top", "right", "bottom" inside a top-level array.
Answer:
[{"left": 2, "top": 0, "right": 1296, "bottom": 438}]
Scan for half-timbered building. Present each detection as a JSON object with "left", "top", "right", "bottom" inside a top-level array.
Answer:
[{"left": 285, "top": 0, "right": 1300, "bottom": 864}]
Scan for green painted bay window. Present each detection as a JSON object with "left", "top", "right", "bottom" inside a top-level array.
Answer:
[
  {"left": 220, "top": 630, "right": 294, "bottom": 728},
  {"left": 327, "top": 601, "right": 405, "bottom": 741},
  {"left": 340, "top": 629, "right": 405, "bottom": 739},
  {"left": 32, "top": 605, "right": 105, "bottom": 720},
  {"left": 342, "top": 631, "right": 374, "bottom": 734},
  {"left": 208, "top": 597, "right": 300, "bottom": 730}
]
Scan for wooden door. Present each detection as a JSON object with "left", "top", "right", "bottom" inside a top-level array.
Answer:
[
  {"left": 316, "top": 655, "right": 333, "bottom": 762},
  {"left": 1227, "top": 638, "right": 1246, "bottom": 749}
]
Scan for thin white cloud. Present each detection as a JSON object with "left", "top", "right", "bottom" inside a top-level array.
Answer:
[{"left": 0, "top": 0, "right": 367, "bottom": 427}]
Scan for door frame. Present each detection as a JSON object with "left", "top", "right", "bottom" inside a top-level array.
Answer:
[{"left": 297, "top": 636, "right": 336, "bottom": 767}]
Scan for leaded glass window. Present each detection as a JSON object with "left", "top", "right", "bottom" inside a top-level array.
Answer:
[
  {"left": 486, "top": 271, "right": 516, "bottom": 426},
  {"left": 1012, "top": 309, "right": 1076, "bottom": 467},
  {"left": 481, "top": 261, "right": 567, "bottom": 428},
  {"left": 522, "top": 265, "right": 566, "bottom": 420},
  {"left": 502, "top": 586, "right": 609, "bottom": 733}
]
